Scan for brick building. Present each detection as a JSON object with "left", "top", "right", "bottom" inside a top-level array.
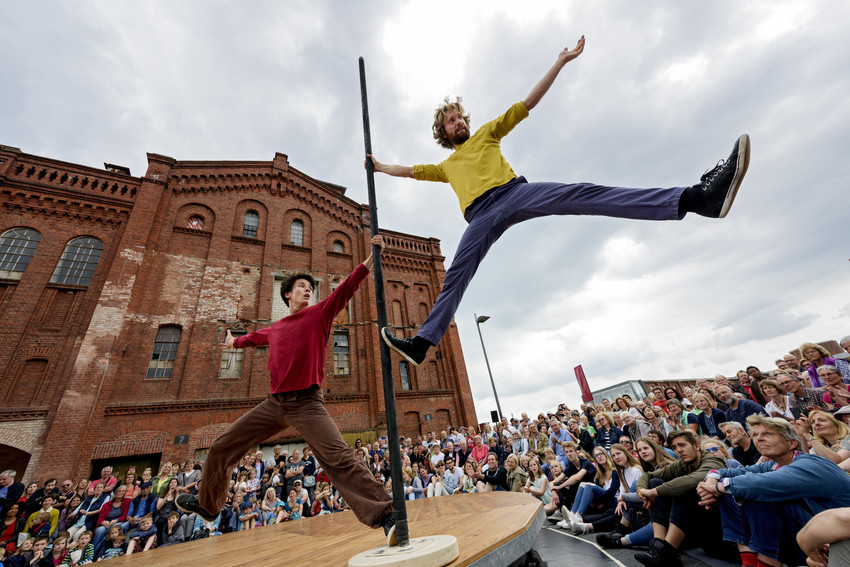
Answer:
[{"left": 0, "top": 145, "right": 476, "bottom": 483}]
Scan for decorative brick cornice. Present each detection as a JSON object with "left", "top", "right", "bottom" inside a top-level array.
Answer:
[
  {"left": 0, "top": 407, "right": 49, "bottom": 421},
  {"left": 396, "top": 390, "right": 455, "bottom": 400},
  {"left": 230, "top": 235, "right": 265, "bottom": 246},
  {"left": 4, "top": 157, "right": 139, "bottom": 203},
  {"left": 172, "top": 226, "right": 212, "bottom": 238},
  {"left": 281, "top": 243, "right": 310, "bottom": 253},
  {"left": 2, "top": 198, "right": 128, "bottom": 228}
]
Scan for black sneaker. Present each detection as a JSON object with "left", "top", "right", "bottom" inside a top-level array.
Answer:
[
  {"left": 596, "top": 532, "right": 624, "bottom": 549},
  {"left": 381, "top": 328, "right": 429, "bottom": 366},
  {"left": 381, "top": 513, "right": 397, "bottom": 547},
  {"left": 694, "top": 134, "right": 750, "bottom": 218},
  {"left": 176, "top": 493, "right": 218, "bottom": 523}
]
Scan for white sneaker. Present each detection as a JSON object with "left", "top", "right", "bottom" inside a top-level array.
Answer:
[
  {"left": 556, "top": 519, "right": 571, "bottom": 530},
  {"left": 571, "top": 521, "right": 590, "bottom": 535}
]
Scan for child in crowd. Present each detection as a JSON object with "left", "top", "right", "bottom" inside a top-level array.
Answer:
[
  {"left": 125, "top": 515, "right": 156, "bottom": 555},
  {"left": 6, "top": 536, "right": 34, "bottom": 567},
  {"left": 26, "top": 513, "right": 52, "bottom": 538},
  {"left": 238, "top": 499, "right": 258, "bottom": 531},
  {"left": 97, "top": 525, "right": 125, "bottom": 561},
  {"left": 64, "top": 530, "right": 94, "bottom": 565},
  {"left": 47, "top": 532, "right": 69, "bottom": 565}
]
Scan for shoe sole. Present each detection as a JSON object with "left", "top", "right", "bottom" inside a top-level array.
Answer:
[
  {"left": 386, "top": 524, "right": 397, "bottom": 547},
  {"left": 176, "top": 498, "right": 217, "bottom": 523},
  {"left": 718, "top": 133, "right": 750, "bottom": 218},
  {"left": 381, "top": 327, "right": 422, "bottom": 367}
]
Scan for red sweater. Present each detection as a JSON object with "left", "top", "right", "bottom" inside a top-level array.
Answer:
[{"left": 234, "top": 264, "right": 369, "bottom": 393}]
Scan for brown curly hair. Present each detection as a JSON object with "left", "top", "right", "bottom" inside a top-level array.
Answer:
[{"left": 432, "top": 96, "right": 471, "bottom": 150}]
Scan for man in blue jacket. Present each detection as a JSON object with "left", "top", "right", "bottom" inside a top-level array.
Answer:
[
  {"left": 121, "top": 481, "right": 158, "bottom": 533},
  {"left": 697, "top": 415, "right": 850, "bottom": 567}
]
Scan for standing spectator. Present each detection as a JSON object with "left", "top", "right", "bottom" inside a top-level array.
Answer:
[
  {"left": 714, "top": 385, "right": 765, "bottom": 427},
  {"left": 720, "top": 421, "right": 761, "bottom": 466},
  {"left": 264, "top": 446, "right": 283, "bottom": 471}
]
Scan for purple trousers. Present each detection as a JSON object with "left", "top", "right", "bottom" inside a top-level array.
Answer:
[{"left": 417, "top": 176, "right": 686, "bottom": 345}]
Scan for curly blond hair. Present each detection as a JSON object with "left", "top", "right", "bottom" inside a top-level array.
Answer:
[{"left": 432, "top": 96, "right": 470, "bottom": 150}]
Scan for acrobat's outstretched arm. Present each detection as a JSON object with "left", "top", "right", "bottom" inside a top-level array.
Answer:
[
  {"left": 523, "top": 35, "right": 585, "bottom": 111},
  {"left": 365, "top": 155, "right": 414, "bottom": 178}
]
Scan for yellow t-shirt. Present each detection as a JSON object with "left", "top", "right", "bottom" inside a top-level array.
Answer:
[{"left": 413, "top": 101, "right": 529, "bottom": 214}]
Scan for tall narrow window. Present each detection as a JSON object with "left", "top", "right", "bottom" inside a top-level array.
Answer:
[
  {"left": 400, "top": 361, "right": 411, "bottom": 391},
  {"left": 219, "top": 329, "right": 246, "bottom": 379},
  {"left": 243, "top": 211, "right": 259, "bottom": 238},
  {"left": 147, "top": 326, "right": 181, "bottom": 378},
  {"left": 0, "top": 228, "right": 42, "bottom": 279},
  {"left": 334, "top": 332, "right": 349, "bottom": 375},
  {"left": 290, "top": 220, "right": 304, "bottom": 246},
  {"left": 50, "top": 236, "right": 103, "bottom": 286}
]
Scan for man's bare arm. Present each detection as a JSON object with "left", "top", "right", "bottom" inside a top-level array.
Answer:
[
  {"left": 366, "top": 155, "right": 414, "bottom": 178},
  {"left": 523, "top": 36, "right": 585, "bottom": 111}
]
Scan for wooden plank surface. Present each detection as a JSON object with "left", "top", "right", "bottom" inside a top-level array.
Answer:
[{"left": 104, "top": 492, "right": 543, "bottom": 566}]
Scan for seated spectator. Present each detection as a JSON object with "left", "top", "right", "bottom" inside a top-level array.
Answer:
[
  {"left": 401, "top": 467, "right": 424, "bottom": 500},
  {"left": 480, "top": 453, "right": 509, "bottom": 492},
  {"left": 0, "top": 471, "right": 25, "bottom": 514},
  {"left": 92, "top": 485, "right": 130, "bottom": 558},
  {"left": 125, "top": 514, "right": 156, "bottom": 555},
  {"left": 57, "top": 495, "right": 82, "bottom": 534},
  {"left": 759, "top": 378, "right": 796, "bottom": 420},
  {"left": 562, "top": 447, "right": 619, "bottom": 527},
  {"left": 698, "top": 415, "right": 850, "bottom": 567},
  {"left": 819, "top": 365, "right": 850, "bottom": 410},
  {"left": 238, "top": 499, "right": 258, "bottom": 530},
  {"left": 796, "top": 507, "right": 850, "bottom": 567},
  {"left": 618, "top": 436, "right": 636, "bottom": 457},
  {"left": 89, "top": 468, "right": 117, "bottom": 497},
  {"left": 835, "top": 405, "right": 850, "bottom": 428},
  {"left": 567, "top": 420, "right": 595, "bottom": 455},
  {"left": 510, "top": 431, "right": 528, "bottom": 457},
  {"left": 425, "top": 461, "right": 450, "bottom": 497},
  {"left": 69, "top": 483, "right": 107, "bottom": 542},
  {"left": 801, "top": 342, "right": 850, "bottom": 387},
  {"left": 158, "top": 512, "right": 185, "bottom": 547},
  {"left": 647, "top": 429, "right": 677, "bottom": 460},
  {"left": 566, "top": 444, "right": 642, "bottom": 536},
  {"left": 700, "top": 437, "right": 741, "bottom": 468},
  {"left": 153, "top": 478, "right": 180, "bottom": 538},
  {"left": 521, "top": 458, "right": 554, "bottom": 514},
  {"left": 65, "top": 529, "right": 94, "bottom": 564},
  {"left": 594, "top": 413, "right": 622, "bottom": 451},
  {"left": 259, "top": 488, "right": 280, "bottom": 524},
  {"left": 620, "top": 413, "right": 641, "bottom": 443},
  {"left": 558, "top": 449, "right": 598, "bottom": 515},
  {"left": 176, "top": 460, "right": 201, "bottom": 495},
  {"left": 120, "top": 472, "right": 139, "bottom": 501},
  {"left": 714, "top": 385, "right": 765, "bottom": 427},
  {"left": 778, "top": 373, "right": 828, "bottom": 414},
  {"left": 310, "top": 482, "right": 335, "bottom": 516},
  {"left": 24, "top": 495, "right": 58, "bottom": 539},
  {"left": 5, "top": 535, "right": 34, "bottom": 567},
  {"left": 0, "top": 503, "right": 22, "bottom": 555},
  {"left": 151, "top": 462, "right": 174, "bottom": 498},
  {"left": 665, "top": 400, "right": 699, "bottom": 434},
  {"left": 121, "top": 481, "right": 157, "bottom": 534},
  {"left": 720, "top": 421, "right": 761, "bottom": 466},
  {"left": 632, "top": 430, "right": 728, "bottom": 567},
  {"left": 693, "top": 393, "right": 727, "bottom": 439},
  {"left": 456, "top": 460, "right": 483, "bottom": 494},
  {"left": 797, "top": 410, "right": 850, "bottom": 465},
  {"left": 698, "top": 387, "right": 730, "bottom": 413},
  {"left": 283, "top": 489, "right": 302, "bottom": 521},
  {"left": 99, "top": 525, "right": 125, "bottom": 561}
]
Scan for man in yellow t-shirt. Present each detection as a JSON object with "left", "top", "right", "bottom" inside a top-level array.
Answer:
[{"left": 368, "top": 36, "right": 750, "bottom": 366}]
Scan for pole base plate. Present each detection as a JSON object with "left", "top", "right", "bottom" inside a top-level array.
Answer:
[{"left": 348, "top": 535, "right": 459, "bottom": 567}]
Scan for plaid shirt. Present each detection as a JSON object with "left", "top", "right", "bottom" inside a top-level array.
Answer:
[{"left": 789, "top": 387, "right": 828, "bottom": 410}]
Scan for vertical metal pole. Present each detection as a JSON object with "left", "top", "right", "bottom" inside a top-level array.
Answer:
[
  {"left": 475, "top": 313, "right": 503, "bottom": 421},
  {"left": 359, "top": 56, "right": 409, "bottom": 547}
]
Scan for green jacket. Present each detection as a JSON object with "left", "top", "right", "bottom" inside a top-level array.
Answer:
[{"left": 636, "top": 451, "right": 725, "bottom": 497}]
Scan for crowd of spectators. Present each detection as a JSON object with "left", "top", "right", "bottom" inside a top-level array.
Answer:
[{"left": 1, "top": 336, "right": 849, "bottom": 565}]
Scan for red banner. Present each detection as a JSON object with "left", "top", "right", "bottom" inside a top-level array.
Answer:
[{"left": 574, "top": 365, "right": 593, "bottom": 402}]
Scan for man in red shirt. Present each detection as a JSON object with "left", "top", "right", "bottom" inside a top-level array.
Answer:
[{"left": 177, "top": 235, "right": 397, "bottom": 545}]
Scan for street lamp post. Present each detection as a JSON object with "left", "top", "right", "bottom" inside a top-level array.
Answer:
[{"left": 475, "top": 313, "right": 503, "bottom": 421}]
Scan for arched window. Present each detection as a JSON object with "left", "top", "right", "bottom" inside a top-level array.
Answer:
[
  {"left": 332, "top": 240, "right": 345, "bottom": 253},
  {"left": 0, "top": 227, "right": 42, "bottom": 277},
  {"left": 290, "top": 220, "right": 304, "bottom": 247},
  {"left": 50, "top": 236, "right": 104, "bottom": 286},
  {"left": 243, "top": 211, "right": 259, "bottom": 238},
  {"left": 187, "top": 215, "right": 205, "bottom": 230},
  {"left": 147, "top": 325, "right": 182, "bottom": 378}
]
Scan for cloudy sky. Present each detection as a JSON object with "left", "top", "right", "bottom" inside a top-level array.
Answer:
[{"left": 3, "top": 1, "right": 848, "bottom": 423}]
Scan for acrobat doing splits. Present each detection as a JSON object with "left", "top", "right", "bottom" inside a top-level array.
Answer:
[
  {"left": 176, "top": 235, "right": 398, "bottom": 546},
  {"left": 370, "top": 36, "right": 750, "bottom": 366}
]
